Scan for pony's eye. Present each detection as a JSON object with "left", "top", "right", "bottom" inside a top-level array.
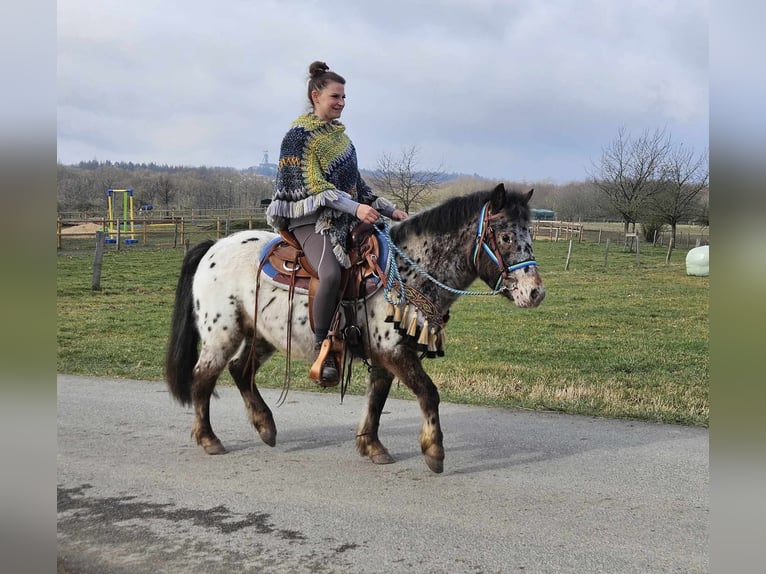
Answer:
[{"left": 502, "top": 234, "right": 511, "bottom": 243}]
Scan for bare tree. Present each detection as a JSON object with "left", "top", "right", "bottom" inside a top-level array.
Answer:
[
  {"left": 549, "top": 181, "right": 610, "bottom": 222},
  {"left": 589, "top": 126, "right": 672, "bottom": 233},
  {"left": 369, "top": 145, "right": 444, "bottom": 213},
  {"left": 155, "top": 175, "right": 176, "bottom": 211},
  {"left": 57, "top": 164, "right": 99, "bottom": 213},
  {"left": 652, "top": 145, "right": 709, "bottom": 242}
]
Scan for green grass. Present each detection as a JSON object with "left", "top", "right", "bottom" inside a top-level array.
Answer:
[{"left": 57, "top": 238, "right": 708, "bottom": 426}]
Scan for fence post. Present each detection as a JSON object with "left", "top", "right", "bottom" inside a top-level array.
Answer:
[
  {"left": 180, "top": 218, "right": 185, "bottom": 246},
  {"left": 217, "top": 217, "right": 221, "bottom": 239},
  {"left": 597, "top": 228, "right": 602, "bottom": 244},
  {"left": 565, "top": 239, "right": 573, "bottom": 271},
  {"left": 57, "top": 218, "right": 63, "bottom": 250},
  {"left": 92, "top": 231, "right": 105, "bottom": 290},
  {"left": 665, "top": 237, "right": 674, "bottom": 264},
  {"left": 604, "top": 238, "right": 611, "bottom": 269},
  {"left": 116, "top": 219, "right": 121, "bottom": 251},
  {"left": 635, "top": 235, "right": 640, "bottom": 266}
]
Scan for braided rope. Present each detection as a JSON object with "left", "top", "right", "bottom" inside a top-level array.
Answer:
[{"left": 381, "top": 219, "right": 506, "bottom": 297}]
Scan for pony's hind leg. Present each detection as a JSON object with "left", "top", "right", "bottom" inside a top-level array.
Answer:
[
  {"left": 190, "top": 333, "right": 243, "bottom": 455},
  {"left": 190, "top": 359, "right": 228, "bottom": 455},
  {"left": 228, "top": 336, "right": 278, "bottom": 447},
  {"left": 385, "top": 344, "right": 444, "bottom": 473},
  {"left": 356, "top": 365, "right": 395, "bottom": 465}
]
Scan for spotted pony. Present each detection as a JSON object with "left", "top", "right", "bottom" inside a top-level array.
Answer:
[{"left": 165, "top": 183, "right": 545, "bottom": 473}]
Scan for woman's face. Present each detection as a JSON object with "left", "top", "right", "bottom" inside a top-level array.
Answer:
[{"left": 312, "top": 81, "right": 346, "bottom": 121}]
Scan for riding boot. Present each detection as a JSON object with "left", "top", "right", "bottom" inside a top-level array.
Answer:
[{"left": 309, "top": 339, "right": 339, "bottom": 387}]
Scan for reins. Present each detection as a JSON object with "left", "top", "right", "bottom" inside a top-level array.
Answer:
[
  {"left": 380, "top": 202, "right": 538, "bottom": 299},
  {"left": 249, "top": 199, "right": 538, "bottom": 403}
]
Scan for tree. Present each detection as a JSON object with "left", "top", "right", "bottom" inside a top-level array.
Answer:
[
  {"left": 652, "top": 145, "right": 709, "bottom": 243},
  {"left": 549, "top": 181, "right": 610, "bottom": 222},
  {"left": 369, "top": 145, "right": 444, "bottom": 213},
  {"left": 589, "top": 127, "right": 671, "bottom": 233},
  {"left": 155, "top": 175, "right": 176, "bottom": 211}
]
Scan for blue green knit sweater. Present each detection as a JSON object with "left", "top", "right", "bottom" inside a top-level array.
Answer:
[{"left": 266, "top": 113, "right": 393, "bottom": 266}]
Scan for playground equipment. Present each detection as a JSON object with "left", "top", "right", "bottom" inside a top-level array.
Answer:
[{"left": 105, "top": 188, "right": 139, "bottom": 244}]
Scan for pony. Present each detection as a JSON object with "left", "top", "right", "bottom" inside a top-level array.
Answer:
[{"left": 165, "top": 183, "right": 545, "bottom": 473}]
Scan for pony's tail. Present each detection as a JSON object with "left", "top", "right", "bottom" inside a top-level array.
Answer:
[{"left": 165, "top": 239, "right": 215, "bottom": 406}]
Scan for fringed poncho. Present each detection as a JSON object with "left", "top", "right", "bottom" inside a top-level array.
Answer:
[{"left": 266, "top": 113, "right": 392, "bottom": 267}]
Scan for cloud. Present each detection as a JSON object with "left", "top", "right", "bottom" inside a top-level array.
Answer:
[{"left": 57, "top": 0, "right": 708, "bottom": 182}]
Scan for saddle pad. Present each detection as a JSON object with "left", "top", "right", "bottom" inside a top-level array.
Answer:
[
  {"left": 257, "top": 229, "right": 391, "bottom": 295},
  {"left": 258, "top": 236, "right": 310, "bottom": 293}
]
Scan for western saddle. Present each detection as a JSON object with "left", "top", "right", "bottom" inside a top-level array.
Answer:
[{"left": 258, "top": 224, "right": 385, "bottom": 386}]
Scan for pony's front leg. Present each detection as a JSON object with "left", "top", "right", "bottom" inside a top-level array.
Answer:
[
  {"left": 356, "top": 365, "right": 395, "bottom": 465},
  {"left": 387, "top": 344, "right": 445, "bottom": 474}
]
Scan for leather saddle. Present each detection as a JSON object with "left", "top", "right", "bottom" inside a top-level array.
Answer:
[{"left": 259, "top": 224, "right": 387, "bottom": 331}]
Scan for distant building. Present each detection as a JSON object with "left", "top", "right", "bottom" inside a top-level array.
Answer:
[
  {"left": 247, "top": 150, "right": 277, "bottom": 177},
  {"left": 531, "top": 208, "right": 555, "bottom": 220}
]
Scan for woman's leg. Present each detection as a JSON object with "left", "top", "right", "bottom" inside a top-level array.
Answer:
[{"left": 291, "top": 225, "right": 341, "bottom": 344}]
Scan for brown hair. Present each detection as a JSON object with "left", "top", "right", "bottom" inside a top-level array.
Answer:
[{"left": 307, "top": 61, "right": 346, "bottom": 108}]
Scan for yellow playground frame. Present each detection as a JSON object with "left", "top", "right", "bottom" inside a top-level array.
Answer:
[{"left": 105, "top": 188, "right": 139, "bottom": 244}]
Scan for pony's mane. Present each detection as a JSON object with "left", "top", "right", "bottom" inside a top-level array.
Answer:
[{"left": 391, "top": 187, "right": 530, "bottom": 241}]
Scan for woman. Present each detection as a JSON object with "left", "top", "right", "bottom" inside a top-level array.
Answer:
[{"left": 266, "top": 61, "right": 408, "bottom": 385}]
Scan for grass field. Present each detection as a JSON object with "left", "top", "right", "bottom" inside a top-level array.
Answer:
[{"left": 56, "top": 237, "right": 708, "bottom": 426}]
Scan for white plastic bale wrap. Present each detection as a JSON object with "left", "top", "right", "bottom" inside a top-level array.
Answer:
[{"left": 685, "top": 245, "right": 709, "bottom": 276}]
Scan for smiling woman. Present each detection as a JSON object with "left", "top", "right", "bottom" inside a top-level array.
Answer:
[{"left": 265, "top": 61, "right": 409, "bottom": 384}]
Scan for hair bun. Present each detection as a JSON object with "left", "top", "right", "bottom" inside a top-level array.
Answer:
[{"left": 309, "top": 60, "right": 330, "bottom": 77}]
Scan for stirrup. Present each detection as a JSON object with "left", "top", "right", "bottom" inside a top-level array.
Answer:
[{"left": 310, "top": 338, "right": 340, "bottom": 387}]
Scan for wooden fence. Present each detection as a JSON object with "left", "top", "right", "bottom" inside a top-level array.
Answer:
[
  {"left": 531, "top": 220, "right": 583, "bottom": 242},
  {"left": 58, "top": 213, "right": 709, "bottom": 253},
  {"left": 531, "top": 219, "right": 709, "bottom": 249},
  {"left": 57, "top": 213, "right": 270, "bottom": 252}
]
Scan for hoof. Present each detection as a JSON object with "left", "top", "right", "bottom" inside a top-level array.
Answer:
[
  {"left": 424, "top": 455, "right": 444, "bottom": 474},
  {"left": 203, "top": 442, "right": 228, "bottom": 455},
  {"left": 257, "top": 427, "right": 277, "bottom": 448},
  {"left": 371, "top": 452, "right": 395, "bottom": 465}
]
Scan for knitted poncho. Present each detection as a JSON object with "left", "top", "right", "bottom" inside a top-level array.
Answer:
[{"left": 266, "top": 113, "right": 384, "bottom": 267}]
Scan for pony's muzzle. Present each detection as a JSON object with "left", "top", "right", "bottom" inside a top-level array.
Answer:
[{"left": 506, "top": 272, "right": 545, "bottom": 308}]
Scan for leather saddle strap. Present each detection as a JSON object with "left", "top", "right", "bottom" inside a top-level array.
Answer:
[{"left": 250, "top": 247, "right": 271, "bottom": 393}]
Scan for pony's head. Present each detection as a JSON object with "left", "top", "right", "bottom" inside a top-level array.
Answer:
[{"left": 474, "top": 184, "right": 545, "bottom": 308}]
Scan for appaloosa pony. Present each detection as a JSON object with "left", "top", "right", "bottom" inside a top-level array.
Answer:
[{"left": 165, "top": 183, "right": 545, "bottom": 473}]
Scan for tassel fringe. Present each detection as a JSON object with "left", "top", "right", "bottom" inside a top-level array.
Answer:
[{"left": 386, "top": 299, "right": 446, "bottom": 358}]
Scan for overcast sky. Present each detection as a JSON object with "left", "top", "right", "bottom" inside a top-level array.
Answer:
[{"left": 57, "top": 0, "right": 708, "bottom": 183}]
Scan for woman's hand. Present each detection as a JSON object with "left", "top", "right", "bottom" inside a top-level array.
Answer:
[
  {"left": 391, "top": 209, "right": 409, "bottom": 221},
  {"left": 356, "top": 204, "right": 381, "bottom": 223}
]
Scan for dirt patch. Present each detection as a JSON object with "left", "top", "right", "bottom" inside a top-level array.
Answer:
[{"left": 60, "top": 223, "right": 103, "bottom": 235}]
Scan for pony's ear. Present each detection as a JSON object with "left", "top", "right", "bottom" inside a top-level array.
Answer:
[
  {"left": 523, "top": 188, "right": 534, "bottom": 204},
  {"left": 490, "top": 183, "right": 506, "bottom": 211}
]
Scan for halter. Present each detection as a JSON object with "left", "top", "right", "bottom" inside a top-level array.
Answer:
[{"left": 472, "top": 202, "right": 538, "bottom": 291}]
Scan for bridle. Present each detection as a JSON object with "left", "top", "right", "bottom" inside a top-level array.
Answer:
[
  {"left": 380, "top": 200, "right": 539, "bottom": 300},
  {"left": 472, "top": 202, "right": 538, "bottom": 291}
]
